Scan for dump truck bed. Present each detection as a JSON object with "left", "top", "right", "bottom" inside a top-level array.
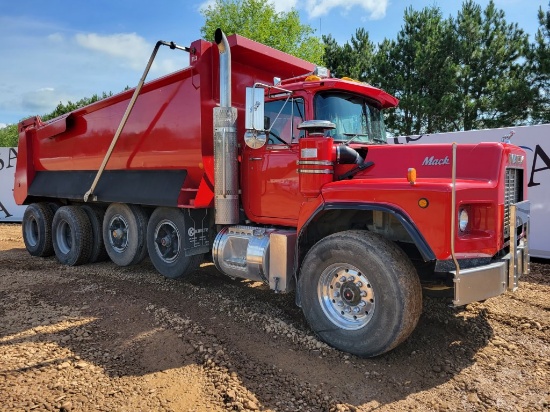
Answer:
[{"left": 14, "top": 35, "right": 315, "bottom": 208}]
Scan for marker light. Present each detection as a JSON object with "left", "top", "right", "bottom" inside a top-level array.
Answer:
[
  {"left": 305, "top": 75, "right": 321, "bottom": 82},
  {"left": 418, "top": 198, "right": 429, "bottom": 208},
  {"left": 458, "top": 208, "right": 469, "bottom": 232},
  {"left": 407, "top": 168, "right": 417, "bottom": 185}
]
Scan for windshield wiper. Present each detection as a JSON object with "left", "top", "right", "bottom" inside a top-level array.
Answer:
[
  {"left": 342, "top": 133, "right": 369, "bottom": 145},
  {"left": 338, "top": 161, "right": 374, "bottom": 180}
]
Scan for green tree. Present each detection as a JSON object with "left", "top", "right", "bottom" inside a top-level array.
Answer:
[
  {"left": 453, "top": 0, "right": 532, "bottom": 130},
  {"left": 0, "top": 124, "right": 18, "bottom": 147},
  {"left": 41, "top": 92, "right": 112, "bottom": 122},
  {"left": 529, "top": 2, "right": 550, "bottom": 123},
  {"left": 200, "top": 0, "right": 323, "bottom": 64},
  {"left": 322, "top": 35, "right": 343, "bottom": 79},
  {"left": 322, "top": 28, "right": 375, "bottom": 81},
  {"left": 372, "top": 6, "right": 458, "bottom": 135}
]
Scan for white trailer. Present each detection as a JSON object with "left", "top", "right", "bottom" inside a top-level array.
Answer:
[{"left": 0, "top": 147, "right": 27, "bottom": 222}]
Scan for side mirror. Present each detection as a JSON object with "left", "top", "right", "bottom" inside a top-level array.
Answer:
[
  {"left": 244, "top": 87, "right": 267, "bottom": 148},
  {"left": 245, "top": 87, "right": 264, "bottom": 130}
]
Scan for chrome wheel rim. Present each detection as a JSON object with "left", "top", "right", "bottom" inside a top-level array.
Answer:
[
  {"left": 317, "top": 263, "right": 375, "bottom": 330},
  {"left": 108, "top": 214, "right": 129, "bottom": 253},
  {"left": 154, "top": 220, "right": 181, "bottom": 263},
  {"left": 55, "top": 219, "right": 72, "bottom": 255},
  {"left": 24, "top": 216, "right": 39, "bottom": 247}
]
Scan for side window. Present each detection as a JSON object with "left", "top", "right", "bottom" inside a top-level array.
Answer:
[{"left": 264, "top": 98, "right": 305, "bottom": 144}]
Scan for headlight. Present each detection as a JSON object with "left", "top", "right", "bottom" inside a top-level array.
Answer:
[{"left": 458, "top": 208, "right": 469, "bottom": 232}]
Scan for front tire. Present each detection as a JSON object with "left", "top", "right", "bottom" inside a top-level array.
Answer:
[
  {"left": 147, "top": 207, "right": 203, "bottom": 279},
  {"left": 298, "top": 230, "right": 422, "bottom": 357},
  {"left": 103, "top": 203, "right": 148, "bottom": 266}
]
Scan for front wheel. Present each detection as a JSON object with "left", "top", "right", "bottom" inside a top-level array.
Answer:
[{"left": 298, "top": 230, "right": 422, "bottom": 357}]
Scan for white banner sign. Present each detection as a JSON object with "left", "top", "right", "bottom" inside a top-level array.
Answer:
[
  {"left": 391, "top": 124, "right": 550, "bottom": 259},
  {"left": 0, "top": 147, "right": 27, "bottom": 222}
]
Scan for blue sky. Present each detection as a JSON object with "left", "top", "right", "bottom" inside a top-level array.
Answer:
[{"left": 0, "top": 0, "right": 547, "bottom": 127}]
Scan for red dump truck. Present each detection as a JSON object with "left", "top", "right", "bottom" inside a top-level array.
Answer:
[{"left": 14, "top": 29, "right": 530, "bottom": 357}]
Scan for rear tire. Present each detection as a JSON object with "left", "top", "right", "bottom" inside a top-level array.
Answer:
[
  {"left": 147, "top": 207, "right": 203, "bottom": 279},
  {"left": 298, "top": 230, "right": 422, "bottom": 357},
  {"left": 103, "top": 203, "right": 148, "bottom": 266},
  {"left": 81, "top": 204, "right": 109, "bottom": 263},
  {"left": 52, "top": 206, "right": 92, "bottom": 266},
  {"left": 22, "top": 203, "right": 54, "bottom": 257}
]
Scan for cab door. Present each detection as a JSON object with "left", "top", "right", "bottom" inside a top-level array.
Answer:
[{"left": 242, "top": 98, "right": 306, "bottom": 222}]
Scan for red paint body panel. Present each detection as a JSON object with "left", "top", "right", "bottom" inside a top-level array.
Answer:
[
  {"left": 298, "top": 136, "right": 334, "bottom": 198},
  {"left": 242, "top": 143, "right": 310, "bottom": 225},
  {"left": 317, "top": 142, "right": 527, "bottom": 260}
]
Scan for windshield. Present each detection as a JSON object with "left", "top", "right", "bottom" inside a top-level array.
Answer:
[{"left": 314, "top": 92, "right": 387, "bottom": 144}]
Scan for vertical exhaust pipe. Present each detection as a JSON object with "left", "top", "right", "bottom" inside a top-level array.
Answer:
[
  {"left": 213, "top": 29, "right": 239, "bottom": 224},
  {"left": 215, "top": 28, "right": 231, "bottom": 107}
]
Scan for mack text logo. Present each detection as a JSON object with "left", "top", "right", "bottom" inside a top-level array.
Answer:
[{"left": 422, "top": 156, "right": 450, "bottom": 166}]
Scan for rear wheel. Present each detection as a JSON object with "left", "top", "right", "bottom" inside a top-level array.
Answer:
[
  {"left": 52, "top": 206, "right": 92, "bottom": 266},
  {"left": 22, "top": 203, "right": 54, "bottom": 257},
  {"left": 81, "top": 204, "right": 108, "bottom": 263},
  {"left": 103, "top": 203, "right": 148, "bottom": 266},
  {"left": 147, "top": 207, "right": 203, "bottom": 279},
  {"left": 298, "top": 230, "right": 422, "bottom": 357}
]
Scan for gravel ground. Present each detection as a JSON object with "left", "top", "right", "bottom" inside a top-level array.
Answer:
[{"left": 0, "top": 222, "right": 549, "bottom": 411}]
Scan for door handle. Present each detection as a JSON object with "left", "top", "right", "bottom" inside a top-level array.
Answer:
[{"left": 249, "top": 157, "right": 263, "bottom": 161}]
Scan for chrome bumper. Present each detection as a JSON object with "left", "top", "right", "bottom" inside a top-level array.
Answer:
[{"left": 452, "top": 200, "right": 530, "bottom": 306}]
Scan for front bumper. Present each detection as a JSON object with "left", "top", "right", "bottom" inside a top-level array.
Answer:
[{"left": 452, "top": 200, "right": 530, "bottom": 306}]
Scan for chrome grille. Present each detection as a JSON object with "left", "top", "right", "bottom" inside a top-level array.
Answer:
[{"left": 504, "top": 168, "right": 522, "bottom": 238}]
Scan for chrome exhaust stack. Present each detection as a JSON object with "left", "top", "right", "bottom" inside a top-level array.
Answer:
[{"left": 213, "top": 28, "right": 239, "bottom": 224}]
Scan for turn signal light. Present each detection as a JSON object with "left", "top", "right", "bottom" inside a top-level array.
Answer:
[
  {"left": 407, "top": 168, "right": 417, "bottom": 185},
  {"left": 305, "top": 75, "right": 321, "bottom": 82}
]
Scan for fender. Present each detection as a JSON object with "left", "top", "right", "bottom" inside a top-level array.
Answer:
[
  {"left": 294, "top": 200, "right": 435, "bottom": 307},
  {"left": 297, "top": 201, "right": 436, "bottom": 263}
]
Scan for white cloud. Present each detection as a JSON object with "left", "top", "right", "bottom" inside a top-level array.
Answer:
[
  {"left": 20, "top": 87, "right": 68, "bottom": 113},
  {"left": 0, "top": 123, "right": 7, "bottom": 129},
  {"left": 270, "top": 0, "right": 298, "bottom": 12},
  {"left": 305, "top": 0, "right": 388, "bottom": 19},
  {"left": 73, "top": 32, "right": 186, "bottom": 75},
  {"left": 197, "top": 0, "right": 387, "bottom": 21},
  {"left": 47, "top": 33, "right": 64, "bottom": 43},
  {"left": 75, "top": 32, "right": 151, "bottom": 70},
  {"left": 1, "top": 26, "right": 189, "bottom": 125}
]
